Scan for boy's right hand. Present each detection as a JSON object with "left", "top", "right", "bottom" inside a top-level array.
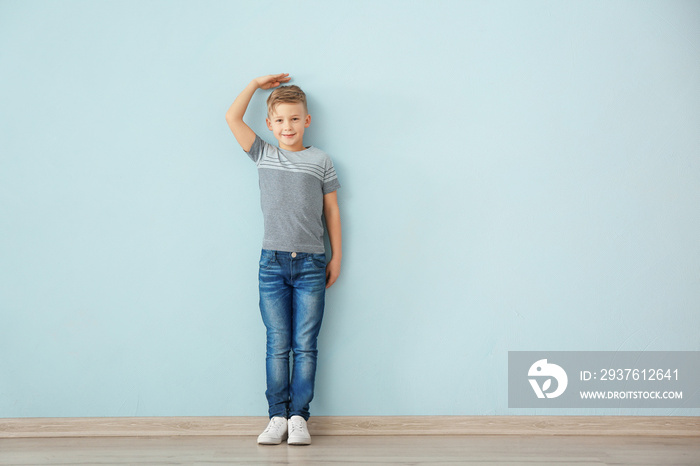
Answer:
[{"left": 254, "top": 73, "right": 291, "bottom": 90}]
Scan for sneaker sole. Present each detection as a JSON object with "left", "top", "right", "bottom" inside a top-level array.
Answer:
[
  {"left": 257, "top": 435, "right": 287, "bottom": 445},
  {"left": 287, "top": 438, "right": 311, "bottom": 445}
]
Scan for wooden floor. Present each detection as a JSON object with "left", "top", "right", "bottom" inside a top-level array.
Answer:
[{"left": 1, "top": 434, "right": 698, "bottom": 465}]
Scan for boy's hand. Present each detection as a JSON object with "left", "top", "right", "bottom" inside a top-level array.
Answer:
[
  {"left": 325, "top": 258, "right": 340, "bottom": 289},
  {"left": 254, "top": 73, "right": 291, "bottom": 90}
]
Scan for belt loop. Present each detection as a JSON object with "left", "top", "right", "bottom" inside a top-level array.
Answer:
[{"left": 273, "top": 250, "right": 277, "bottom": 261}]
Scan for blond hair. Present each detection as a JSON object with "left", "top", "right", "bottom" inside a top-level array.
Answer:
[{"left": 267, "top": 85, "right": 308, "bottom": 116}]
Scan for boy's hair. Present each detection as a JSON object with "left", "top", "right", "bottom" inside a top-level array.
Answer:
[{"left": 267, "top": 85, "right": 307, "bottom": 116}]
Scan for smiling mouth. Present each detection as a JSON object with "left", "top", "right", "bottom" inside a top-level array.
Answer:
[{"left": 282, "top": 134, "right": 295, "bottom": 138}]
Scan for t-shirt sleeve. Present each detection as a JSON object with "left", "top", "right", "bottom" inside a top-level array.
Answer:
[
  {"left": 245, "top": 134, "right": 265, "bottom": 165},
  {"left": 322, "top": 156, "right": 341, "bottom": 194}
]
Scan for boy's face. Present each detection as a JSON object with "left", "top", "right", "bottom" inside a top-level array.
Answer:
[{"left": 266, "top": 102, "right": 311, "bottom": 151}]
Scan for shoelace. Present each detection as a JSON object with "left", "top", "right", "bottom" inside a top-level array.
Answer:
[
  {"left": 264, "top": 419, "right": 284, "bottom": 434},
  {"left": 289, "top": 419, "right": 303, "bottom": 434}
]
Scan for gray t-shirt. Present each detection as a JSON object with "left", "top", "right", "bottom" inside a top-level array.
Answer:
[{"left": 246, "top": 134, "right": 340, "bottom": 254}]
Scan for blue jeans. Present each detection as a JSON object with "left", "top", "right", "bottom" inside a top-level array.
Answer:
[{"left": 258, "top": 249, "right": 326, "bottom": 421}]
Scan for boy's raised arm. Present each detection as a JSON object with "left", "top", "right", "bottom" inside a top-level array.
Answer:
[{"left": 225, "top": 73, "right": 290, "bottom": 152}]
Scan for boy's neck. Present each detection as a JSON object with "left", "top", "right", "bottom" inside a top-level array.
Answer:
[{"left": 279, "top": 141, "right": 307, "bottom": 151}]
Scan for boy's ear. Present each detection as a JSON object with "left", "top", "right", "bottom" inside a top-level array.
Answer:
[
  {"left": 304, "top": 114, "right": 311, "bottom": 128},
  {"left": 266, "top": 117, "right": 272, "bottom": 131}
]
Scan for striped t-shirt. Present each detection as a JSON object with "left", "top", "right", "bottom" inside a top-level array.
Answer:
[{"left": 246, "top": 134, "right": 340, "bottom": 254}]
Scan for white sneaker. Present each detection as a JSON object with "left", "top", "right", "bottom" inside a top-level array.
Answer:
[
  {"left": 257, "top": 416, "right": 288, "bottom": 445},
  {"left": 287, "top": 415, "right": 311, "bottom": 445}
]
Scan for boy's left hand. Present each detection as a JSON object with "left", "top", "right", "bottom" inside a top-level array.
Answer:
[{"left": 325, "top": 258, "right": 341, "bottom": 289}]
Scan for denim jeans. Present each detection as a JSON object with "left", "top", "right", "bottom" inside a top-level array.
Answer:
[{"left": 258, "top": 249, "right": 326, "bottom": 421}]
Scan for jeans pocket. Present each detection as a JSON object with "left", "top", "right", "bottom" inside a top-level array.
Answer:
[
  {"left": 310, "top": 254, "right": 327, "bottom": 269},
  {"left": 259, "top": 250, "right": 275, "bottom": 270}
]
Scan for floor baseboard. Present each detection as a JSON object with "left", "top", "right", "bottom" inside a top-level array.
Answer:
[{"left": 1, "top": 416, "right": 698, "bottom": 438}]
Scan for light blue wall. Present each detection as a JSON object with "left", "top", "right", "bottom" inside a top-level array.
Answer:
[{"left": 1, "top": 0, "right": 698, "bottom": 418}]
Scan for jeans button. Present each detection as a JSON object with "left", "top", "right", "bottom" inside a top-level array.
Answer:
[{"left": 291, "top": 252, "right": 297, "bottom": 258}]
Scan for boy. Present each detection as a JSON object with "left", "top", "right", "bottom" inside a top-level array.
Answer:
[{"left": 225, "top": 73, "right": 342, "bottom": 445}]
